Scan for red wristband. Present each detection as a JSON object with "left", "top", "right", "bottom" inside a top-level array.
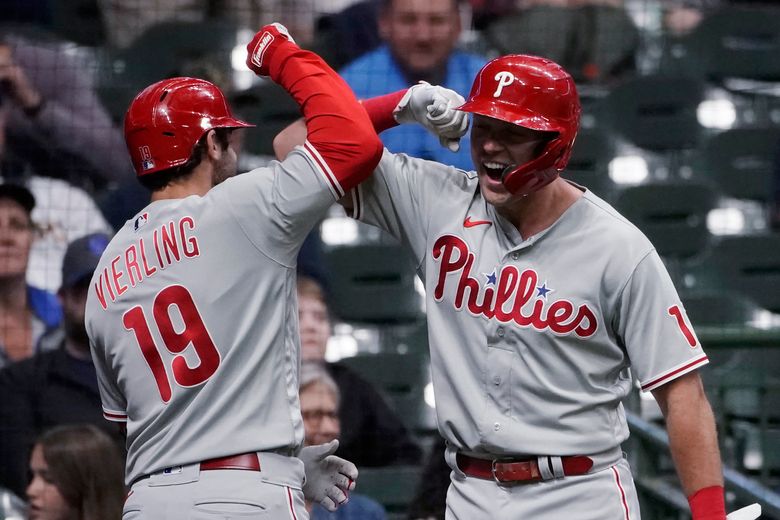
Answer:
[
  {"left": 688, "top": 485, "right": 726, "bottom": 520},
  {"left": 360, "top": 90, "right": 406, "bottom": 133}
]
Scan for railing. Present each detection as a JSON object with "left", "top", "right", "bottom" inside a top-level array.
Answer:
[{"left": 626, "top": 410, "right": 780, "bottom": 519}]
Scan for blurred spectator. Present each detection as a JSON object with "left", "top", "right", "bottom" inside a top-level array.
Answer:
[
  {"left": 27, "top": 424, "right": 125, "bottom": 520},
  {"left": 483, "top": 0, "right": 637, "bottom": 84},
  {"left": 298, "top": 275, "right": 423, "bottom": 467},
  {"left": 0, "top": 183, "right": 61, "bottom": 370},
  {"left": 0, "top": 34, "right": 132, "bottom": 188},
  {"left": 339, "top": 0, "right": 486, "bottom": 170},
  {"left": 313, "top": 0, "right": 383, "bottom": 69},
  {"left": 0, "top": 37, "right": 114, "bottom": 291},
  {"left": 98, "top": 0, "right": 331, "bottom": 49},
  {"left": 406, "top": 436, "right": 449, "bottom": 520},
  {"left": 0, "top": 233, "right": 120, "bottom": 499},
  {"left": 300, "top": 362, "right": 388, "bottom": 520}
]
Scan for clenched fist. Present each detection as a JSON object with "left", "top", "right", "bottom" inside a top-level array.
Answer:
[{"left": 245, "top": 23, "right": 296, "bottom": 77}]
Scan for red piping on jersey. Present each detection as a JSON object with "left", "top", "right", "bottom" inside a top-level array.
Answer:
[
  {"left": 286, "top": 486, "right": 299, "bottom": 520},
  {"left": 103, "top": 410, "right": 128, "bottom": 421},
  {"left": 611, "top": 466, "right": 630, "bottom": 520},
  {"left": 640, "top": 355, "right": 708, "bottom": 391},
  {"left": 303, "top": 140, "right": 343, "bottom": 199}
]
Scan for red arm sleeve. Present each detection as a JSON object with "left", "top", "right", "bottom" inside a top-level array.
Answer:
[
  {"left": 360, "top": 90, "right": 407, "bottom": 133},
  {"left": 269, "top": 45, "right": 383, "bottom": 196}
]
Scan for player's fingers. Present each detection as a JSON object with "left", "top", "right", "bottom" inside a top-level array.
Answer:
[
  {"left": 319, "top": 495, "right": 338, "bottom": 512},
  {"left": 325, "top": 485, "right": 348, "bottom": 507},
  {"left": 330, "top": 456, "right": 358, "bottom": 480},
  {"left": 331, "top": 472, "right": 356, "bottom": 492}
]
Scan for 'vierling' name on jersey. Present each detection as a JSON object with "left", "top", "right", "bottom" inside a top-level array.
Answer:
[{"left": 93, "top": 216, "right": 200, "bottom": 309}]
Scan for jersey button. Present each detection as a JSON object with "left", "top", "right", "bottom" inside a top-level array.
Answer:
[
  {"left": 493, "top": 376, "right": 501, "bottom": 385},
  {"left": 511, "top": 252, "right": 519, "bottom": 260},
  {"left": 494, "top": 422, "right": 501, "bottom": 431},
  {"left": 497, "top": 327, "right": 505, "bottom": 337}
]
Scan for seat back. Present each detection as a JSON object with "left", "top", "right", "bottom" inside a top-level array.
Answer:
[
  {"left": 675, "top": 6, "right": 780, "bottom": 82},
  {"left": 564, "top": 126, "right": 615, "bottom": 198},
  {"left": 613, "top": 181, "right": 716, "bottom": 259},
  {"left": 339, "top": 352, "right": 435, "bottom": 433},
  {"left": 693, "top": 234, "right": 780, "bottom": 314},
  {"left": 324, "top": 243, "right": 422, "bottom": 324},
  {"left": 696, "top": 128, "right": 780, "bottom": 203}
]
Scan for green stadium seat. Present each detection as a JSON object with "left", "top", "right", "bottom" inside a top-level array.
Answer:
[
  {"left": 324, "top": 243, "right": 422, "bottom": 324},
  {"left": 601, "top": 75, "right": 705, "bottom": 151},
  {"left": 669, "top": 6, "right": 780, "bottom": 82},
  {"left": 339, "top": 352, "right": 436, "bottom": 434},
  {"left": 484, "top": 5, "right": 638, "bottom": 84},
  {"left": 685, "top": 233, "right": 780, "bottom": 314},
  {"left": 564, "top": 127, "right": 616, "bottom": 199},
  {"left": 613, "top": 181, "right": 716, "bottom": 259},
  {"left": 231, "top": 82, "right": 301, "bottom": 157},
  {"left": 356, "top": 465, "right": 424, "bottom": 519},
  {"left": 695, "top": 128, "right": 780, "bottom": 204}
]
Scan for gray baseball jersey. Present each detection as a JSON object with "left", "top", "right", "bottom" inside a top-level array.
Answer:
[
  {"left": 348, "top": 150, "right": 708, "bottom": 457},
  {"left": 86, "top": 146, "right": 344, "bottom": 485}
]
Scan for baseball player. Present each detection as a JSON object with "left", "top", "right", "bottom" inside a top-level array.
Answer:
[
  {"left": 275, "top": 55, "right": 730, "bottom": 519},
  {"left": 85, "top": 23, "right": 383, "bottom": 519}
]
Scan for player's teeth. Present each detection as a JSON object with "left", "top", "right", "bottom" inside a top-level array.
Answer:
[{"left": 484, "top": 162, "right": 506, "bottom": 169}]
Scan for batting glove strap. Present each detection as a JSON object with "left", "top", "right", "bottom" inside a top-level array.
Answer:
[
  {"left": 245, "top": 23, "right": 297, "bottom": 78},
  {"left": 393, "top": 81, "right": 469, "bottom": 152},
  {"left": 299, "top": 440, "right": 358, "bottom": 513},
  {"left": 688, "top": 485, "right": 726, "bottom": 520}
]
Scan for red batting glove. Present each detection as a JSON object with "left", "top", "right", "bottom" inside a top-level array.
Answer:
[
  {"left": 245, "top": 23, "right": 296, "bottom": 77},
  {"left": 688, "top": 485, "right": 726, "bottom": 520}
]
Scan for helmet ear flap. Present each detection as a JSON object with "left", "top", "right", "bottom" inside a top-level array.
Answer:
[{"left": 501, "top": 137, "right": 567, "bottom": 195}]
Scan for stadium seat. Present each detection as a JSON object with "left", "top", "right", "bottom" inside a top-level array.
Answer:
[
  {"left": 484, "top": 5, "right": 638, "bottom": 84},
  {"left": 231, "top": 82, "right": 301, "bottom": 157},
  {"left": 668, "top": 6, "right": 780, "bottom": 82},
  {"left": 564, "top": 126, "right": 616, "bottom": 199},
  {"left": 601, "top": 75, "right": 705, "bottom": 151},
  {"left": 116, "top": 20, "right": 242, "bottom": 87},
  {"left": 684, "top": 233, "right": 780, "bottom": 314},
  {"left": 356, "top": 465, "right": 424, "bottom": 519},
  {"left": 695, "top": 128, "right": 780, "bottom": 204},
  {"left": 324, "top": 243, "right": 422, "bottom": 324},
  {"left": 339, "top": 352, "right": 436, "bottom": 434},
  {"left": 613, "top": 181, "right": 716, "bottom": 259}
]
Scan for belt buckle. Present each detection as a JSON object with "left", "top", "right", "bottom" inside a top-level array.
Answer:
[{"left": 491, "top": 458, "right": 512, "bottom": 484}]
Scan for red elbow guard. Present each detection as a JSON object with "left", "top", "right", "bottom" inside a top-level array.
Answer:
[{"left": 688, "top": 485, "right": 726, "bottom": 520}]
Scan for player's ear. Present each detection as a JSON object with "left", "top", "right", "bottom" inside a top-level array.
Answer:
[{"left": 204, "top": 130, "right": 223, "bottom": 160}]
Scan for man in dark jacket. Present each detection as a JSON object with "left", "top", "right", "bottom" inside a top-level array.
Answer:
[{"left": 0, "top": 232, "right": 120, "bottom": 498}]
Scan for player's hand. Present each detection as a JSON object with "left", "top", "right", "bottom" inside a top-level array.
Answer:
[
  {"left": 245, "top": 23, "right": 297, "bottom": 77},
  {"left": 299, "top": 440, "right": 357, "bottom": 512},
  {"left": 393, "top": 81, "right": 468, "bottom": 152}
]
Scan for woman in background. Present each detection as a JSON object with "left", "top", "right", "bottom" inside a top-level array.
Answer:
[{"left": 27, "top": 424, "right": 124, "bottom": 520}]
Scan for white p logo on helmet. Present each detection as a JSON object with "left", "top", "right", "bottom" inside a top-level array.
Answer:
[{"left": 493, "top": 71, "right": 515, "bottom": 98}]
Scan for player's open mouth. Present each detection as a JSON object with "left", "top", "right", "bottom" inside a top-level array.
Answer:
[{"left": 482, "top": 161, "right": 509, "bottom": 181}]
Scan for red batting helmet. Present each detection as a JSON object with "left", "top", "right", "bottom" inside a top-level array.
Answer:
[
  {"left": 124, "top": 77, "right": 254, "bottom": 177},
  {"left": 457, "top": 55, "right": 581, "bottom": 195}
]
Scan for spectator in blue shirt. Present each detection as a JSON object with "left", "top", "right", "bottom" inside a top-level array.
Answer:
[{"left": 339, "top": 0, "right": 486, "bottom": 170}]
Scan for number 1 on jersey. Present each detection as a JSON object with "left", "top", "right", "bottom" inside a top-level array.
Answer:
[
  {"left": 123, "top": 285, "right": 221, "bottom": 402},
  {"left": 667, "top": 304, "right": 698, "bottom": 348}
]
